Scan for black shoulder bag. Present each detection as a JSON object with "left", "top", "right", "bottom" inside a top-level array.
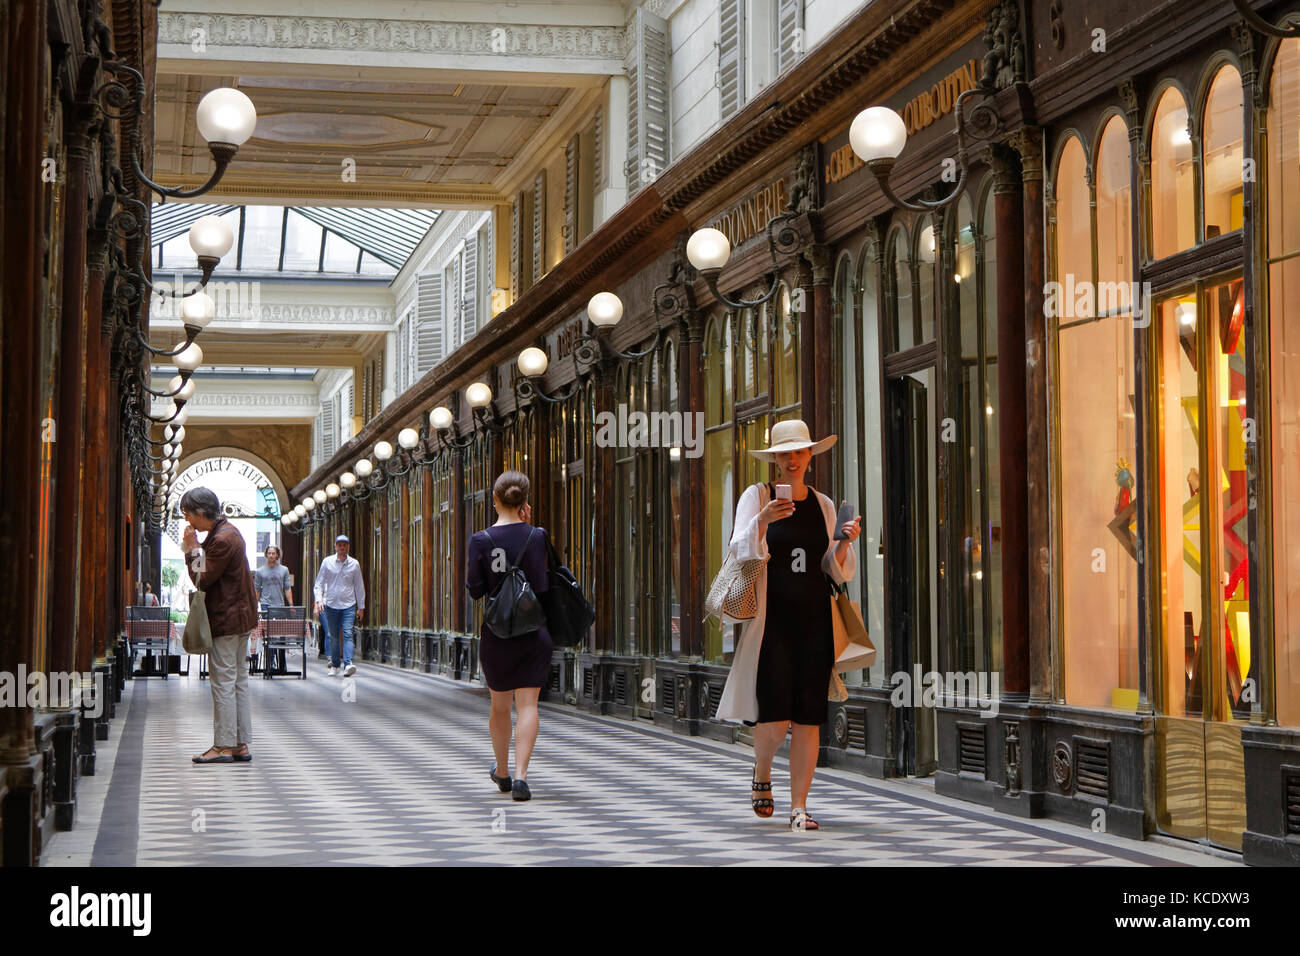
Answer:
[
  {"left": 540, "top": 533, "right": 595, "bottom": 647},
  {"left": 483, "top": 527, "right": 546, "bottom": 639}
]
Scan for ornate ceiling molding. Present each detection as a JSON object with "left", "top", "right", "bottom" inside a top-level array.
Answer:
[
  {"left": 152, "top": 303, "right": 395, "bottom": 327},
  {"left": 158, "top": 13, "right": 626, "bottom": 68}
]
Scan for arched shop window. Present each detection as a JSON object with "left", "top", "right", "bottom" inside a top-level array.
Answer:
[
  {"left": 502, "top": 404, "right": 534, "bottom": 476},
  {"left": 550, "top": 381, "right": 596, "bottom": 613},
  {"left": 429, "top": 449, "right": 454, "bottom": 632},
  {"left": 704, "top": 314, "right": 736, "bottom": 663},
  {"left": 407, "top": 467, "right": 423, "bottom": 630},
  {"left": 1052, "top": 121, "right": 1140, "bottom": 709},
  {"left": 888, "top": 226, "right": 913, "bottom": 351},
  {"left": 834, "top": 247, "right": 886, "bottom": 688},
  {"left": 915, "top": 215, "right": 937, "bottom": 348},
  {"left": 662, "top": 335, "right": 683, "bottom": 655},
  {"left": 1150, "top": 85, "right": 1196, "bottom": 259},
  {"left": 1202, "top": 63, "right": 1244, "bottom": 241},
  {"left": 953, "top": 187, "right": 1002, "bottom": 679},
  {"left": 1267, "top": 37, "right": 1300, "bottom": 726},
  {"left": 387, "top": 478, "right": 402, "bottom": 627},
  {"left": 613, "top": 347, "right": 677, "bottom": 660},
  {"left": 461, "top": 430, "right": 493, "bottom": 636},
  {"left": 703, "top": 283, "right": 801, "bottom": 664},
  {"left": 615, "top": 361, "right": 642, "bottom": 656}
]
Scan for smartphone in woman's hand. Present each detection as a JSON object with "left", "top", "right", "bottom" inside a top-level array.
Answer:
[
  {"left": 833, "top": 500, "right": 857, "bottom": 539},
  {"left": 775, "top": 484, "right": 793, "bottom": 500}
]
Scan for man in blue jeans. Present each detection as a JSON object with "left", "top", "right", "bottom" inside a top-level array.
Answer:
[{"left": 313, "top": 535, "right": 365, "bottom": 677}]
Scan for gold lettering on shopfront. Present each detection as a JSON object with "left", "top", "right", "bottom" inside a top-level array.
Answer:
[
  {"left": 707, "top": 179, "right": 789, "bottom": 249},
  {"left": 899, "top": 59, "right": 981, "bottom": 138}
]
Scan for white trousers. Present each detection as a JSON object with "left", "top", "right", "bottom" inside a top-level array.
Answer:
[{"left": 208, "top": 631, "right": 252, "bottom": 747}]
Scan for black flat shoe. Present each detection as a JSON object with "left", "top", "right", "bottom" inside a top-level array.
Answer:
[
  {"left": 511, "top": 779, "right": 531, "bottom": 801},
  {"left": 489, "top": 765, "right": 512, "bottom": 793}
]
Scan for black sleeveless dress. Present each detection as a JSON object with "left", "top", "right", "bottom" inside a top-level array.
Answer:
[
  {"left": 465, "top": 523, "right": 553, "bottom": 691},
  {"left": 756, "top": 489, "right": 834, "bottom": 725}
]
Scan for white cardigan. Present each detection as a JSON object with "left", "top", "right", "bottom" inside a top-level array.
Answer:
[{"left": 715, "top": 482, "right": 858, "bottom": 724}]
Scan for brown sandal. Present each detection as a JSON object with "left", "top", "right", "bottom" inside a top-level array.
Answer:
[
  {"left": 193, "top": 746, "right": 234, "bottom": 764},
  {"left": 232, "top": 745, "right": 252, "bottom": 763}
]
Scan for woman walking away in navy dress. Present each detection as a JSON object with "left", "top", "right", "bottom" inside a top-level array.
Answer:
[{"left": 465, "top": 470, "right": 552, "bottom": 801}]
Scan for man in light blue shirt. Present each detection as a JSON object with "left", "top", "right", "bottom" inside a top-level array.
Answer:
[{"left": 314, "top": 535, "right": 365, "bottom": 677}]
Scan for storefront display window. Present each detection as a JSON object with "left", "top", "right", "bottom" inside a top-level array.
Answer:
[
  {"left": 953, "top": 189, "right": 1002, "bottom": 678},
  {"left": 890, "top": 227, "right": 914, "bottom": 351},
  {"left": 705, "top": 315, "right": 736, "bottom": 663},
  {"left": 1156, "top": 280, "right": 1251, "bottom": 722},
  {"left": 408, "top": 469, "right": 422, "bottom": 629},
  {"left": 1267, "top": 38, "right": 1300, "bottom": 726},
  {"left": 1053, "top": 125, "right": 1140, "bottom": 709},
  {"left": 834, "top": 247, "right": 885, "bottom": 687}
]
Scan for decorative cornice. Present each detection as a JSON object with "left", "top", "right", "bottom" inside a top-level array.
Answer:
[{"left": 158, "top": 13, "right": 626, "bottom": 61}]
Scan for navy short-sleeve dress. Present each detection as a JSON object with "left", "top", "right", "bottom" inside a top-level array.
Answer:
[{"left": 465, "top": 522, "right": 553, "bottom": 691}]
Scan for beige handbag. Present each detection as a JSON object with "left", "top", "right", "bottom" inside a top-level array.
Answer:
[
  {"left": 830, "top": 584, "right": 875, "bottom": 673},
  {"left": 703, "top": 484, "right": 771, "bottom": 623},
  {"left": 182, "top": 588, "right": 213, "bottom": 655}
]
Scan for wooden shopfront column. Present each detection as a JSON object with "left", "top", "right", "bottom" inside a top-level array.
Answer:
[
  {"left": 50, "top": 117, "right": 91, "bottom": 685},
  {"left": 989, "top": 142, "right": 1030, "bottom": 700},
  {"left": 0, "top": 0, "right": 50, "bottom": 864},
  {"left": 1010, "top": 127, "right": 1052, "bottom": 701}
]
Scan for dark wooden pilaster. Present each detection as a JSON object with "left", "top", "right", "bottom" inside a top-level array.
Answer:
[
  {"left": 990, "top": 143, "right": 1029, "bottom": 699},
  {"left": 1010, "top": 127, "right": 1051, "bottom": 702},
  {"left": 0, "top": 0, "right": 49, "bottom": 864},
  {"left": 50, "top": 122, "right": 91, "bottom": 680}
]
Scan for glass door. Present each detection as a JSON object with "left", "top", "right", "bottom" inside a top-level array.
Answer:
[
  {"left": 1153, "top": 277, "right": 1250, "bottom": 850},
  {"left": 888, "top": 363, "right": 939, "bottom": 777}
]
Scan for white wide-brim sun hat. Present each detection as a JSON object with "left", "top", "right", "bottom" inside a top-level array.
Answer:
[{"left": 747, "top": 418, "right": 837, "bottom": 461}]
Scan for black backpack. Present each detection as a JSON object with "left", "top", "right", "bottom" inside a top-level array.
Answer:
[
  {"left": 483, "top": 528, "right": 546, "bottom": 639},
  {"left": 540, "top": 534, "right": 595, "bottom": 648}
]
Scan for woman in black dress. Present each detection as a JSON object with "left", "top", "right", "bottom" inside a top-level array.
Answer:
[
  {"left": 465, "top": 470, "right": 552, "bottom": 801},
  {"left": 715, "top": 419, "right": 860, "bottom": 829}
]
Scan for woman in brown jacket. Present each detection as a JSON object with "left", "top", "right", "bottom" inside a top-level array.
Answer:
[{"left": 181, "top": 487, "right": 259, "bottom": 764}]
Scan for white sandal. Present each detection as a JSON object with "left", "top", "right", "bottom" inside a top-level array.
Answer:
[{"left": 789, "top": 808, "right": 819, "bottom": 831}]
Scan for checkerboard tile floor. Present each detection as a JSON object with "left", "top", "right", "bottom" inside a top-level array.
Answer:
[{"left": 43, "top": 657, "right": 1237, "bottom": 866}]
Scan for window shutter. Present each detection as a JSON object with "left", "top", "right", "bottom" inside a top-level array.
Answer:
[
  {"left": 593, "top": 106, "right": 604, "bottom": 190},
  {"left": 313, "top": 411, "right": 323, "bottom": 467},
  {"left": 625, "top": 8, "right": 669, "bottom": 193},
  {"left": 510, "top": 193, "right": 522, "bottom": 296},
  {"left": 564, "top": 135, "right": 579, "bottom": 255},
  {"left": 321, "top": 400, "right": 337, "bottom": 459},
  {"left": 776, "top": 0, "right": 804, "bottom": 76},
  {"left": 719, "top": 0, "right": 745, "bottom": 120},
  {"left": 532, "top": 172, "right": 545, "bottom": 284},
  {"left": 462, "top": 234, "right": 479, "bottom": 340},
  {"left": 415, "top": 274, "right": 444, "bottom": 376},
  {"left": 361, "top": 363, "right": 371, "bottom": 421},
  {"left": 395, "top": 315, "right": 406, "bottom": 395}
]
